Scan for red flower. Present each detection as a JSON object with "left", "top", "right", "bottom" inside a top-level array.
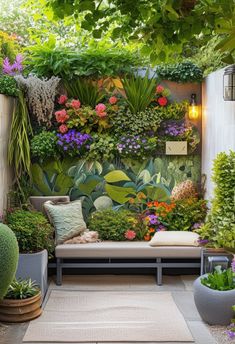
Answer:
[
  {"left": 55, "top": 109, "right": 69, "bottom": 123},
  {"left": 109, "top": 96, "right": 118, "bottom": 105},
  {"left": 59, "top": 124, "right": 68, "bottom": 133},
  {"left": 96, "top": 103, "right": 107, "bottom": 117},
  {"left": 71, "top": 99, "right": 81, "bottom": 109},
  {"left": 158, "top": 96, "right": 168, "bottom": 106},
  {"left": 58, "top": 95, "right": 68, "bottom": 105},
  {"left": 156, "top": 85, "right": 164, "bottom": 94},
  {"left": 124, "top": 229, "right": 136, "bottom": 240}
]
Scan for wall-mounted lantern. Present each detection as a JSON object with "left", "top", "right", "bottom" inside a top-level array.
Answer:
[
  {"left": 188, "top": 93, "right": 199, "bottom": 120},
  {"left": 223, "top": 65, "right": 235, "bottom": 101}
]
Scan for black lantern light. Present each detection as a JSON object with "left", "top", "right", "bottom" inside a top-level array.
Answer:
[{"left": 223, "top": 64, "right": 235, "bottom": 101}]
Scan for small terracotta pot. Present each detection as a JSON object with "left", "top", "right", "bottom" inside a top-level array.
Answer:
[{"left": 0, "top": 292, "right": 42, "bottom": 322}]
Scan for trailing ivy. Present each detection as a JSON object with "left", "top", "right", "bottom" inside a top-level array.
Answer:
[{"left": 156, "top": 62, "right": 203, "bottom": 83}]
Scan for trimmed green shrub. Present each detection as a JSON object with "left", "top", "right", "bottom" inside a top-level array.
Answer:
[
  {"left": 89, "top": 209, "right": 139, "bottom": 241},
  {"left": 156, "top": 61, "right": 203, "bottom": 83},
  {"left": 0, "top": 74, "right": 18, "bottom": 97},
  {"left": 198, "top": 151, "right": 235, "bottom": 250},
  {"left": 30, "top": 131, "right": 59, "bottom": 162},
  {"left": 0, "top": 224, "right": 19, "bottom": 299},
  {"left": 6, "top": 209, "right": 54, "bottom": 254}
]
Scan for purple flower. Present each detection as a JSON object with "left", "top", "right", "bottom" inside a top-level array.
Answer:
[
  {"left": 231, "top": 258, "right": 235, "bottom": 273},
  {"left": 225, "top": 329, "right": 235, "bottom": 339},
  {"left": 197, "top": 238, "right": 209, "bottom": 245},
  {"left": 3, "top": 58, "right": 12, "bottom": 75},
  {"left": 148, "top": 214, "right": 160, "bottom": 225},
  {"left": 2, "top": 54, "right": 23, "bottom": 75},
  {"left": 57, "top": 130, "right": 92, "bottom": 157}
]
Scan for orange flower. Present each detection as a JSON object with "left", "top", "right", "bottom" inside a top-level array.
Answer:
[
  {"left": 129, "top": 198, "right": 135, "bottom": 204},
  {"left": 144, "top": 234, "right": 151, "bottom": 241},
  {"left": 149, "top": 228, "right": 155, "bottom": 233}
]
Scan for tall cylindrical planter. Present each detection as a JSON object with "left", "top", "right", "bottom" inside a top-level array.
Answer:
[
  {"left": 16, "top": 250, "right": 48, "bottom": 301},
  {"left": 193, "top": 274, "right": 235, "bottom": 325},
  {"left": 0, "top": 94, "right": 14, "bottom": 215}
]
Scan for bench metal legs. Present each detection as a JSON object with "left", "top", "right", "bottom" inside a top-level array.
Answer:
[
  {"left": 156, "top": 258, "right": 162, "bottom": 285},
  {"left": 56, "top": 258, "right": 62, "bottom": 286}
]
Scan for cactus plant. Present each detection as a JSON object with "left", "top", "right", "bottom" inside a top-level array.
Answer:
[{"left": 0, "top": 224, "right": 19, "bottom": 299}]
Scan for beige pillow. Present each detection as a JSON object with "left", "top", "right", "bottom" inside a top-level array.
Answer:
[
  {"left": 44, "top": 200, "right": 87, "bottom": 244},
  {"left": 149, "top": 231, "right": 200, "bottom": 247}
]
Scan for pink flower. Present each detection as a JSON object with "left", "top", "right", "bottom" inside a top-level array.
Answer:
[
  {"left": 96, "top": 103, "right": 106, "bottom": 113},
  {"left": 71, "top": 99, "right": 81, "bottom": 109},
  {"left": 109, "top": 96, "right": 118, "bottom": 105},
  {"left": 59, "top": 124, "right": 68, "bottom": 133},
  {"left": 158, "top": 96, "right": 168, "bottom": 107},
  {"left": 3, "top": 57, "right": 13, "bottom": 75},
  {"left": 97, "top": 111, "right": 107, "bottom": 118},
  {"left": 156, "top": 85, "right": 164, "bottom": 94},
  {"left": 58, "top": 95, "right": 68, "bottom": 105},
  {"left": 55, "top": 109, "right": 69, "bottom": 123},
  {"left": 124, "top": 229, "right": 136, "bottom": 241}
]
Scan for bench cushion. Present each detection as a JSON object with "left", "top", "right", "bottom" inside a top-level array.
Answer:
[{"left": 55, "top": 241, "right": 202, "bottom": 258}]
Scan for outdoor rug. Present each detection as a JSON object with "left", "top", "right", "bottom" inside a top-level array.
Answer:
[{"left": 23, "top": 290, "right": 194, "bottom": 342}]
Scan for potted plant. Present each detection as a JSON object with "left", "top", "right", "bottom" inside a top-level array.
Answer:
[
  {"left": 194, "top": 265, "right": 235, "bottom": 325},
  {"left": 5, "top": 209, "right": 54, "bottom": 299},
  {"left": 0, "top": 279, "right": 42, "bottom": 322}
]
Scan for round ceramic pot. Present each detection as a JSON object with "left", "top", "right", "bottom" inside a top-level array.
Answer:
[
  {"left": 193, "top": 274, "right": 235, "bottom": 325},
  {"left": 0, "top": 292, "right": 42, "bottom": 322}
]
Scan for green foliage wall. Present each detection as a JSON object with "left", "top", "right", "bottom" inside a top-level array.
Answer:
[{"left": 31, "top": 155, "right": 201, "bottom": 220}]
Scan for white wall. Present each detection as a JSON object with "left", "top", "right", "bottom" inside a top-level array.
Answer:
[
  {"left": 0, "top": 95, "right": 13, "bottom": 216},
  {"left": 202, "top": 68, "right": 235, "bottom": 200}
]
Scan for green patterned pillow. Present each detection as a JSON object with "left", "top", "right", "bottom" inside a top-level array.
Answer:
[{"left": 44, "top": 200, "right": 87, "bottom": 244}]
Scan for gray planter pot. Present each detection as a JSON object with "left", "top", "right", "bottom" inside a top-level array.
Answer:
[
  {"left": 16, "top": 250, "right": 48, "bottom": 301},
  {"left": 193, "top": 274, "right": 235, "bottom": 325},
  {"left": 30, "top": 196, "right": 70, "bottom": 213}
]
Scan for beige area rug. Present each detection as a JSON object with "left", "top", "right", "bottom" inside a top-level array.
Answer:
[{"left": 23, "top": 291, "right": 194, "bottom": 343}]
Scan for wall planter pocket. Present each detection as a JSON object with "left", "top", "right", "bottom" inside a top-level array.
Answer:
[
  {"left": 165, "top": 141, "right": 187, "bottom": 155},
  {"left": 16, "top": 250, "right": 48, "bottom": 301}
]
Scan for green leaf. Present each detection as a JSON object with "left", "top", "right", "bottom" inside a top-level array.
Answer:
[
  {"left": 105, "top": 184, "right": 135, "bottom": 204},
  {"left": 104, "top": 170, "right": 131, "bottom": 183}
]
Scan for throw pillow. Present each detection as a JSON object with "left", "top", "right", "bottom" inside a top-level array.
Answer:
[
  {"left": 149, "top": 231, "right": 200, "bottom": 247},
  {"left": 44, "top": 200, "right": 87, "bottom": 244}
]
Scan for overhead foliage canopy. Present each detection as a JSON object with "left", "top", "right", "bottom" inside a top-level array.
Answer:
[{"left": 45, "top": 0, "right": 235, "bottom": 62}]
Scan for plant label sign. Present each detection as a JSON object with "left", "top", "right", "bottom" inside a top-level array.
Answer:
[{"left": 165, "top": 141, "right": 187, "bottom": 155}]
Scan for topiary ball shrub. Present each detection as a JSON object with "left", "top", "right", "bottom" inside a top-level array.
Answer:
[
  {"left": 30, "top": 131, "right": 59, "bottom": 162},
  {"left": 6, "top": 209, "right": 54, "bottom": 255},
  {"left": 88, "top": 209, "right": 138, "bottom": 241},
  {"left": 0, "top": 224, "right": 19, "bottom": 299}
]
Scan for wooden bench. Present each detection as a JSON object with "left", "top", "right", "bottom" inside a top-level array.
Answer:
[{"left": 55, "top": 241, "right": 202, "bottom": 285}]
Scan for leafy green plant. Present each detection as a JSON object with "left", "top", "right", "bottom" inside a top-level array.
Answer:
[
  {"left": 64, "top": 78, "right": 103, "bottom": 107},
  {"left": 122, "top": 73, "right": 157, "bottom": 114},
  {"left": 156, "top": 101, "right": 189, "bottom": 120},
  {"left": 4, "top": 279, "right": 39, "bottom": 300},
  {"left": 26, "top": 43, "right": 140, "bottom": 79},
  {"left": 0, "top": 224, "right": 19, "bottom": 299},
  {"left": 6, "top": 209, "right": 54, "bottom": 254},
  {"left": 113, "top": 107, "right": 162, "bottom": 136},
  {"left": 87, "top": 134, "right": 118, "bottom": 161},
  {"left": 31, "top": 159, "right": 74, "bottom": 196},
  {"left": 156, "top": 61, "right": 203, "bottom": 83},
  {"left": 0, "top": 74, "right": 18, "bottom": 96},
  {"left": 198, "top": 151, "right": 235, "bottom": 250},
  {"left": 8, "top": 90, "right": 33, "bottom": 189},
  {"left": 89, "top": 209, "right": 142, "bottom": 241},
  {"left": 30, "top": 131, "right": 59, "bottom": 162},
  {"left": 201, "top": 266, "right": 235, "bottom": 291},
  {"left": 0, "top": 30, "right": 19, "bottom": 64}
]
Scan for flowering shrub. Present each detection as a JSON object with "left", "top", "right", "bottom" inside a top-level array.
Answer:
[
  {"left": 55, "top": 96, "right": 117, "bottom": 133},
  {"left": 142, "top": 198, "right": 207, "bottom": 240},
  {"left": 154, "top": 84, "right": 170, "bottom": 107},
  {"left": 117, "top": 134, "right": 157, "bottom": 159},
  {"left": 57, "top": 130, "right": 92, "bottom": 157}
]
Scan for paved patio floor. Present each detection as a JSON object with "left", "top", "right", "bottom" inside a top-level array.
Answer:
[{"left": 0, "top": 275, "right": 229, "bottom": 344}]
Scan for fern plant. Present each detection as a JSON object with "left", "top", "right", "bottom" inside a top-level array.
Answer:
[
  {"left": 8, "top": 90, "right": 33, "bottom": 188},
  {"left": 122, "top": 72, "right": 157, "bottom": 114},
  {"left": 64, "top": 78, "right": 104, "bottom": 107}
]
